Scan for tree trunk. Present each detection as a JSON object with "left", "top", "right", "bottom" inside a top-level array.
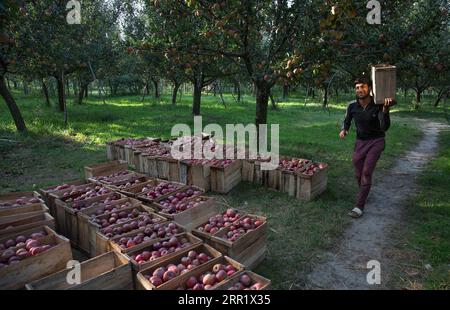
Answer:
[
  {"left": 255, "top": 83, "right": 270, "bottom": 127},
  {"left": 78, "top": 84, "right": 86, "bottom": 105},
  {"left": 172, "top": 81, "right": 180, "bottom": 105},
  {"left": 322, "top": 85, "right": 329, "bottom": 107},
  {"left": 434, "top": 88, "right": 447, "bottom": 107},
  {"left": 0, "top": 75, "right": 27, "bottom": 132},
  {"left": 404, "top": 88, "right": 407, "bottom": 99},
  {"left": 23, "top": 80, "right": 29, "bottom": 95},
  {"left": 66, "top": 79, "right": 70, "bottom": 96},
  {"left": 152, "top": 78, "right": 160, "bottom": 98},
  {"left": 415, "top": 89, "right": 422, "bottom": 103},
  {"left": 270, "top": 91, "right": 277, "bottom": 110},
  {"left": 192, "top": 79, "right": 202, "bottom": 116},
  {"left": 6, "top": 77, "right": 11, "bottom": 90},
  {"left": 42, "top": 79, "right": 50, "bottom": 106},
  {"left": 235, "top": 81, "right": 241, "bottom": 102},
  {"left": 56, "top": 75, "right": 65, "bottom": 112},
  {"left": 85, "top": 84, "right": 88, "bottom": 98},
  {"left": 282, "top": 84, "right": 289, "bottom": 99},
  {"left": 13, "top": 80, "right": 17, "bottom": 89}
]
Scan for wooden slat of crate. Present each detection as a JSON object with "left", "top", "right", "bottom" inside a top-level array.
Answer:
[
  {"left": 266, "top": 169, "right": 282, "bottom": 190},
  {"left": 157, "top": 256, "right": 245, "bottom": 290},
  {"left": 147, "top": 155, "right": 159, "bottom": 178},
  {"left": 133, "top": 150, "right": 143, "bottom": 173},
  {"left": 279, "top": 170, "right": 297, "bottom": 197},
  {"left": 253, "top": 160, "right": 269, "bottom": 185},
  {"left": 154, "top": 196, "right": 219, "bottom": 232},
  {"left": 25, "top": 251, "right": 133, "bottom": 290},
  {"left": 124, "top": 145, "right": 135, "bottom": 167},
  {"left": 190, "top": 164, "right": 211, "bottom": 191},
  {"left": 156, "top": 157, "right": 170, "bottom": 180},
  {"left": 210, "top": 160, "right": 242, "bottom": 194},
  {"left": 95, "top": 212, "right": 168, "bottom": 256},
  {"left": 168, "top": 160, "right": 180, "bottom": 182},
  {"left": 135, "top": 243, "right": 223, "bottom": 290},
  {"left": 104, "top": 176, "right": 152, "bottom": 195},
  {"left": 214, "top": 270, "right": 271, "bottom": 290},
  {"left": 123, "top": 233, "right": 203, "bottom": 272},
  {"left": 0, "top": 213, "right": 55, "bottom": 238},
  {"left": 0, "top": 227, "right": 72, "bottom": 290},
  {"left": 0, "top": 191, "right": 42, "bottom": 204},
  {"left": 0, "top": 203, "right": 49, "bottom": 218},
  {"left": 178, "top": 161, "right": 190, "bottom": 185},
  {"left": 233, "top": 234, "right": 267, "bottom": 269},
  {"left": 106, "top": 142, "right": 117, "bottom": 160},
  {"left": 84, "top": 160, "right": 128, "bottom": 180},
  {"left": 87, "top": 203, "right": 157, "bottom": 256},
  {"left": 372, "top": 64, "right": 397, "bottom": 105},
  {"left": 55, "top": 192, "right": 117, "bottom": 247},
  {"left": 241, "top": 160, "right": 255, "bottom": 182},
  {"left": 208, "top": 214, "right": 267, "bottom": 258},
  {"left": 76, "top": 195, "right": 137, "bottom": 254},
  {"left": 39, "top": 180, "right": 86, "bottom": 216},
  {"left": 0, "top": 225, "right": 51, "bottom": 247},
  {"left": 296, "top": 166, "right": 328, "bottom": 201}
]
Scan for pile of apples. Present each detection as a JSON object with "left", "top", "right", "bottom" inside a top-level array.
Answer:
[
  {"left": 62, "top": 185, "right": 111, "bottom": 203},
  {"left": 176, "top": 263, "right": 238, "bottom": 290},
  {"left": 157, "top": 188, "right": 203, "bottom": 214},
  {"left": 278, "top": 158, "right": 311, "bottom": 173},
  {"left": 72, "top": 193, "right": 122, "bottom": 211},
  {"left": 224, "top": 216, "right": 264, "bottom": 242},
  {"left": 227, "top": 273, "right": 265, "bottom": 290},
  {"left": 100, "top": 215, "right": 167, "bottom": 238},
  {"left": 129, "top": 236, "right": 193, "bottom": 264},
  {"left": 92, "top": 207, "right": 148, "bottom": 228},
  {"left": 112, "top": 177, "right": 146, "bottom": 190},
  {"left": 196, "top": 208, "right": 242, "bottom": 235},
  {"left": 140, "top": 182, "right": 183, "bottom": 200},
  {"left": 161, "top": 196, "right": 209, "bottom": 215},
  {"left": 0, "top": 196, "right": 42, "bottom": 209},
  {"left": 143, "top": 249, "right": 212, "bottom": 287},
  {"left": 115, "top": 138, "right": 148, "bottom": 147},
  {"left": 300, "top": 162, "right": 327, "bottom": 176},
  {"left": 115, "top": 222, "right": 182, "bottom": 249},
  {"left": 0, "top": 231, "right": 53, "bottom": 268},
  {"left": 92, "top": 171, "right": 132, "bottom": 184}
]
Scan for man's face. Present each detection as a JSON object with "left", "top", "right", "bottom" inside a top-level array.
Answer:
[{"left": 355, "top": 83, "right": 370, "bottom": 99}]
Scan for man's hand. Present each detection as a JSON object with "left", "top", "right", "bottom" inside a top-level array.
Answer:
[
  {"left": 339, "top": 130, "right": 348, "bottom": 139},
  {"left": 383, "top": 98, "right": 396, "bottom": 113}
]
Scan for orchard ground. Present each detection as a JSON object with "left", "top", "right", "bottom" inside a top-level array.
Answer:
[{"left": 1, "top": 89, "right": 448, "bottom": 289}]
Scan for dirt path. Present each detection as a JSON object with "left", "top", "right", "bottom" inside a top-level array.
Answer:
[{"left": 307, "top": 119, "right": 449, "bottom": 289}]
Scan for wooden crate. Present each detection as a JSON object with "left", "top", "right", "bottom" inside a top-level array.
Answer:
[
  {"left": 208, "top": 214, "right": 267, "bottom": 259},
  {"left": 84, "top": 160, "right": 128, "bottom": 180},
  {"left": 124, "top": 145, "right": 135, "bottom": 167},
  {"left": 86, "top": 202, "right": 156, "bottom": 256},
  {"left": 0, "top": 212, "right": 55, "bottom": 237},
  {"left": 54, "top": 189, "right": 116, "bottom": 246},
  {"left": 156, "top": 156, "right": 178, "bottom": 180},
  {"left": 253, "top": 160, "right": 269, "bottom": 185},
  {"left": 39, "top": 180, "right": 86, "bottom": 216},
  {"left": 123, "top": 233, "right": 203, "bottom": 272},
  {"left": 87, "top": 170, "right": 135, "bottom": 185},
  {"left": 95, "top": 212, "right": 168, "bottom": 257},
  {"left": 266, "top": 169, "right": 282, "bottom": 190},
  {"left": 214, "top": 270, "right": 271, "bottom": 290},
  {"left": 146, "top": 155, "right": 160, "bottom": 178},
  {"left": 156, "top": 256, "right": 244, "bottom": 290},
  {"left": 210, "top": 160, "right": 242, "bottom": 194},
  {"left": 0, "top": 225, "right": 51, "bottom": 247},
  {"left": 232, "top": 233, "right": 267, "bottom": 269},
  {"left": 25, "top": 251, "right": 133, "bottom": 290},
  {"left": 104, "top": 175, "right": 152, "bottom": 195},
  {"left": 154, "top": 196, "right": 219, "bottom": 232},
  {"left": 372, "top": 64, "right": 397, "bottom": 105},
  {"left": 76, "top": 196, "right": 138, "bottom": 255},
  {"left": 179, "top": 161, "right": 212, "bottom": 191},
  {"left": 106, "top": 141, "right": 118, "bottom": 160},
  {"left": 108, "top": 221, "right": 186, "bottom": 255},
  {"left": 279, "top": 170, "right": 297, "bottom": 197},
  {"left": 135, "top": 243, "right": 223, "bottom": 290},
  {"left": 241, "top": 160, "right": 255, "bottom": 182},
  {"left": 0, "top": 203, "right": 49, "bottom": 219},
  {"left": 0, "top": 226, "right": 72, "bottom": 290},
  {"left": 296, "top": 164, "right": 328, "bottom": 201},
  {"left": 0, "top": 191, "right": 42, "bottom": 204}
]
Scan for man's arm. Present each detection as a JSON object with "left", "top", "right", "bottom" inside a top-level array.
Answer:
[{"left": 339, "top": 102, "right": 353, "bottom": 139}]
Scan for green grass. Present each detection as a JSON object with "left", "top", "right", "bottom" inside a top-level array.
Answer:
[
  {"left": 0, "top": 88, "right": 435, "bottom": 289},
  {"left": 393, "top": 130, "right": 450, "bottom": 290}
]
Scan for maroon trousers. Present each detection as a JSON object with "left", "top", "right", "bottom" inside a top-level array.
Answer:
[{"left": 352, "top": 137, "right": 385, "bottom": 210}]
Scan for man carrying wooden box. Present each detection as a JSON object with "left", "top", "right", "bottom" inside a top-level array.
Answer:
[{"left": 339, "top": 75, "right": 396, "bottom": 218}]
